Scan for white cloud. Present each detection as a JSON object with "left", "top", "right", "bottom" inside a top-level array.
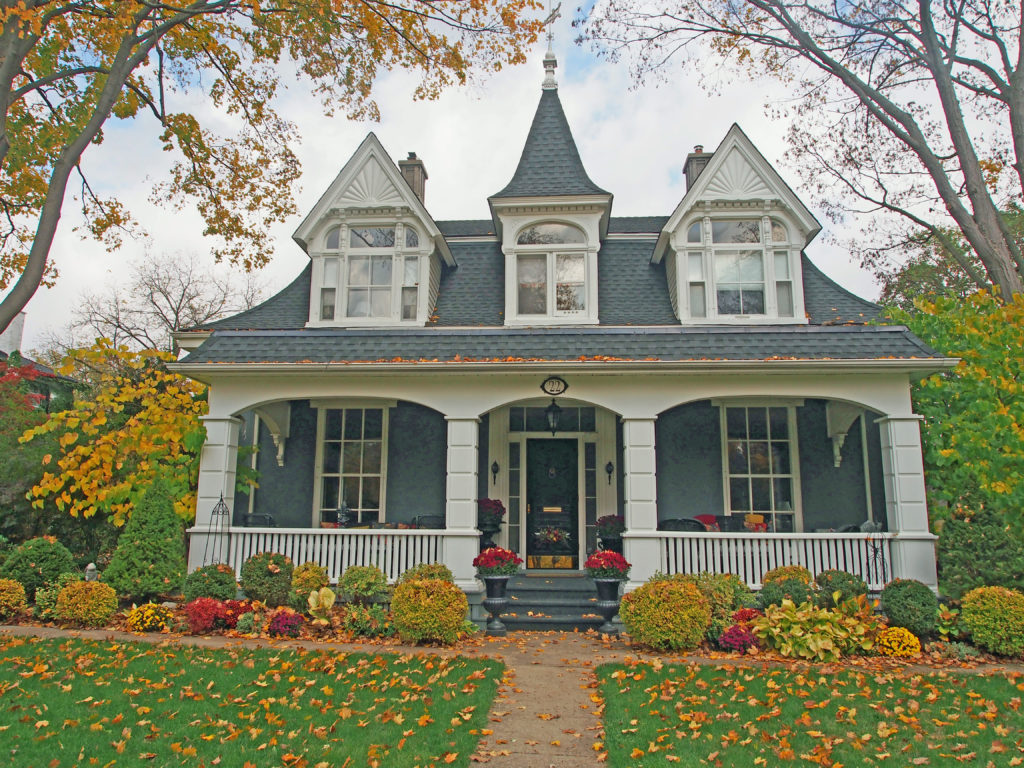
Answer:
[{"left": 13, "top": 14, "right": 879, "bottom": 350}]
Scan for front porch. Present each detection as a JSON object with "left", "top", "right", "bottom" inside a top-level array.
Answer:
[{"left": 187, "top": 369, "right": 937, "bottom": 592}]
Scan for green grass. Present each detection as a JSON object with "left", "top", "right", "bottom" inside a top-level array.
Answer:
[
  {"left": 0, "top": 635, "right": 503, "bottom": 767},
  {"left": 598, "top": 662, "right": 1024, "bottom": 766}
]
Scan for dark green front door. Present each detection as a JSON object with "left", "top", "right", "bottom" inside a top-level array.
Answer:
[{"left": 526, "top": 439, "right": 579, "bottom": 569}]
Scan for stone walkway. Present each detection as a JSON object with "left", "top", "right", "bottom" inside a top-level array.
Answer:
[{"left": 3, "top": 625, "right": 1022, "bottom": 767}]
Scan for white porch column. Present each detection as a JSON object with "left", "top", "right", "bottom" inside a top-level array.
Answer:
[
  {"left": 621, "top": 417, "right": 661, "bottom": 590},
  {"left": 187, "top": 415, "right": 243, "bottom": 572},
  {"left": 876, "top": 415, "right": 938, "bottom": 590},
  {"left": 445, "top": 417, "right": 483, "bottom": 591}
]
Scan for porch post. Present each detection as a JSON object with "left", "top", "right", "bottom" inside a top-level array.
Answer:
[
  {"left": 876, "top": 415, "right": 938, "bottom": 590},
  {"left": 445, "top": 417, "right": 483, "bottom": 591},
  {"left": 621, "top": 417, "right": 660, "bottom": 591},
  {"left": 187, "top": 415, "right": 243, "bottom": 572}
]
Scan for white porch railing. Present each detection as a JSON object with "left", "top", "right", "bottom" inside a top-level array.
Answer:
[
  {"left": 658, "top": 532, "right": 896, "bottom": 591},
  {"left": 226, "top": 527, "right": 446, "bottom": 584}
]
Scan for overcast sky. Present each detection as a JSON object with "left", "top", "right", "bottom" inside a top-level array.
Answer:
[{"left": 13, "top": 13, "right": 879, "bottom": 351}]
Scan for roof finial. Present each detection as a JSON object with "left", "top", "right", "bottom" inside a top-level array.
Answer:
[{"left": 542, "top": 1, "right": 561, "bottom": 90}]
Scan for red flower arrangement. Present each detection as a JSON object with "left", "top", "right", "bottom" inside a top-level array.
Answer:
[
  {"left": 477, "top": 499, "right": 506, "bottom": 527},
  {"left": 473, "top": 547, "right": 523, "bottom": 577},
  {"left": 596, "top": 514, "right": 625, "bottom": 538},
  {"left": 732, "top": 607, "right": 762, "bottom": 625},
  {"left": 583, "top": 550, "right": 631, "bottom": 581}
]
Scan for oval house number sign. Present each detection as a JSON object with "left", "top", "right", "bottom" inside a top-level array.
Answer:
[{"left": 540, "top": 376, "right": 568, "bottom": 396}]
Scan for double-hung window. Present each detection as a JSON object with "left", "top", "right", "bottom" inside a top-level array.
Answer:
[
  {"left": 683, "top": 217, "right": 799, "bottom": 320},
  {"left": 316, "top": 407, "right": 386, "bottom": 525},
  {"left": 316, "top": 224, "right": 422, "bottom": 323},
  {"left": 513, "top": 222, "right": 590, "bottom": 320},
  {"left": 720, "top": 405, "right": 800, "bottom": 532}
]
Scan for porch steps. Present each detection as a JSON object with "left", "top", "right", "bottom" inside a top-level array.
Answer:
[{"left": 496, "top": 573, "right": 609, "bottom": 632}]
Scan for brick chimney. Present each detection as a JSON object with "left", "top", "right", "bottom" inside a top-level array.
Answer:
[
  {"left": 683, "top": 144, "right": 713, "bottom": 190},
  {"left": 398, "top": 152, "right": 428, "bottom": 203}
]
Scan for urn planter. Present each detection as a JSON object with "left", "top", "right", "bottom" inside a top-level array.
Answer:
[
  {"left": 481, "top": 575, "right": 512, "bottom": 636},
  {"left": 593, "top": 578, "right": 623, "bottom": 634}
]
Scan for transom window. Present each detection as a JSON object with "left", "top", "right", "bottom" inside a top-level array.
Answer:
[
  {"left": 514, "top": 222, "right": 589, "bottom": 318},
  {"left": 682, "top": 217, "right": 798, "bottom": 320},
  {"left": 317, "top": 223, "right": 422, "bottom": 323},
  {"left": 721, "top": 405, "right": 798, "bottom": 532},
  {"left": 317, "top": 407, "right": 386, "bottom": 525}
]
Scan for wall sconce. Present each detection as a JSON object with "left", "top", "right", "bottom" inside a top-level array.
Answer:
[
  {"left": 545, "top": 398, "right": 562, "bottom": 435},
  {"left": 491, "top": 460, "right": 500, "bottom": 484},
  {"left": 605, "top": 461, "right": 614, "bottom": 484}
]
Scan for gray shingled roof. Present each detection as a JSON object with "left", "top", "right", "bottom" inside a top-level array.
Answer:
[
  {"left": 491, "top": 90, "right": 609, "bottom": 199},
  {"left": 195, "top": 246, "right": 880, "bottom": 332},
  {"left": 179, "top": 325, "right": 943, "bottom": 366}
]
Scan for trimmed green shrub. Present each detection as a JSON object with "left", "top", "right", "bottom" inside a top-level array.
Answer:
[
  {"left": 762, "top": 565, "right": 813, "bottom": 585},
  {"left": 292, "top": 562, "right": 330, "bottom": 596},
  {"left": 102, "top": 480, "right": 186, "bottom": 600},
  {"left": 0, "top": 536, "right": 76, "bottom": 601},
  {"left": 34, "top": 572, "right": 82, "bottom": 619},
  {"left": 343, "top": 603, "right": 395, "bottom": 637},
  {"left": 398, "top": 563, "right": 454, "bottom": 583},
  {"left": 938, "top": 510, "right": 1024, "bottom": 599},
  {"left": 814, "top": 570, "right": 868, "bottom": 607},
  {"left": 620, "top": 579, "right": 711, "bottom": 652},
  {"left": 391, "top": 579, "right": 467, "bottom": 644},
  {"left": 758, "top": 577, "right": 813, "bottom": 610},
  {"left": 55, "top": 581, "right": 118, "bottom": 627},
  {"left": 678, "top": 572, "right": 752, "bottom": 644},
  {"left": 240, "top": 552, "right": 293, "bottom": 606},
  {"left": 961, "top": 586, "right": 1024, "bottom": 657},
  {"left": 880, "top": 578, "right": 938, "bottom": 637},
  {"left": 182, "top": 563, "right": 237, "bottom": 602},
  {"left": 338, "top": 565, "right": 388, "bottom": 604},
  {"left": 0, "top": 577, "right": 26, "bottom": 619}
]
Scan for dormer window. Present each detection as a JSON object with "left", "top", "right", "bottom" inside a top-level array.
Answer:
[
  {"left": 680, "top": 216, "right": 801, "bottom": 322},
  {"left": 314, "top": 222, "right": 425, "bottom": 324},
  {"left": 507, "top": 221, "right": 597, "bottom": 324}
]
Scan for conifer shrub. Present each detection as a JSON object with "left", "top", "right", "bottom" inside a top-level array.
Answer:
[
  {"left": 880, "top": 579, "right": 938, "bottom": 637},
  {"left": 292, "top": 562, "right": 330, "bottom": 596},
  {"left": 398, "top": 563, "right": 455, "bottom": 583},
  {"left": 814, "top": 570, "right": 868, "bottom": 607},
  {"left": 390, "top": 579, "right": 467, "bottom": 644},
  {"left": 938, "top": 510, "right": 1024, "bottom": 599},
  {"left": 0, "top": 578, "right": 27, "bottom": 619},
  {"left": 677, "top": 572, "right": 752, "bottom": 644},
  {"left": 338, "top": 565, "right": 389, "bottom": 604},
  {"left": 35, "top": 573, "right": 82, "bottom": 620},
  {"left": 961, "top": 586, "right": 1024, "bottom": 657},
  {"left": 758, "top": 577, "right": 813, "bottom": 610},
  {"left": 182, "top": 563, "right": 237, "bottom": 602},
  {"left": 619, "top": 579, "right": 711, "bottom": 652},
  {"left": 762, "top": 565, "right": 813, "bottom": 585},
  {"left": 0, "top": 536, "right": 76, "bottom": 601},
  {"left": 55, "top": 581, "right": 118, "bottom": 627},
  {"left": 102, "top": 480, "right": 186, "bottom": 600},
  {"left": 240, "top": 552, "right": 293, "bottom": 606}
]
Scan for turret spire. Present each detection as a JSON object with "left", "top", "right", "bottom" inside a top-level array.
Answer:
[{"left": 542, "top": 2, "right": 560, "bottom": 90}]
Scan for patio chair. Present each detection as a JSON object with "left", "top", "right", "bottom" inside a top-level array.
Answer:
[
  {"left": 659, "top": 518, "right": 706, "bottom": 532},
  {"left": 414, "top": 514, "right": 446, "bottom": 529},
  {"left": 715, "top": 515, "right": 746, "bottom": 532}
]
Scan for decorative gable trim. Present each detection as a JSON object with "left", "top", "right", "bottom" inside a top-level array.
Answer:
[
  {"left": 292, "top": 133, "right": 454, "bottom": 266},
  {"left": 653, "top": 124, "right": 820, "bottom": 264}
]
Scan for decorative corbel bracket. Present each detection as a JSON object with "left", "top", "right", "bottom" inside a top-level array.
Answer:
[
  {"left": 253, "top": 403, "right": 291, "bottom": 467},
  {"left": 826, "top": 402, "right": 863, "bottom": 468}
]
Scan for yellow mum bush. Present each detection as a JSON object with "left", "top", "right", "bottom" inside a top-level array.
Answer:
[
  {"left": 875, "top": 626, "right": 921, "bottom": 658},
  {"left": 126, "top": 602, "right": 175, "bottom": 632}
]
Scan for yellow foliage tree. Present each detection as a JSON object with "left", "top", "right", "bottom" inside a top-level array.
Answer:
[
  {"left": 20, "top": 341, "right": 208, "bottom": 525},
  {"left": 0, "top": 0, "right": 543, "bottom": 331}
]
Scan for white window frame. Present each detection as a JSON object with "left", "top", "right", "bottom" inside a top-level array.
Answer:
[
  {"left": 307, "top": 220, "right": 428, "bottom": 327},
  {"left": 717, "top": 401, "right": 803, "bottom": 532},
  {"left": 311, "top": 402, "right": 392, "bottom": 527},
  {"left": 679, "top": 214, "right": 806, "bottom": 324},
  {"left": 504, "top": 220, "right": 599, "bottom": 326}
]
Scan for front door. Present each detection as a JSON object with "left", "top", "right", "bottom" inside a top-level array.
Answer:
[{"left": 525, "top": 439, "right": 579, "bottom": 569}]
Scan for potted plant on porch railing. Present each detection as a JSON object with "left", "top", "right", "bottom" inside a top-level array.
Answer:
[
  {"left": 596, "top": 514, "right": 625, "bottom": 553},
  {"left": 477, "top": 499, "right": 506, "bottom": 550},
  {"left": 584, "top": 550, "right": 631, "bottom": 634},
  {"left": 473, "top": 547, "right": 523, "bottom": 636}
]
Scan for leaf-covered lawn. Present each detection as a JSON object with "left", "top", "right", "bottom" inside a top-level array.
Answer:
[
  {"left": 0, "top": 636, "right": 503, "bottom": 767},
  {"left": 598, "top": 661, "right": 1024, "bottom": 766}
]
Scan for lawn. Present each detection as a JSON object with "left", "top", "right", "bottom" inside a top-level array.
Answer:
[
  {"left": 0, "top": 635, "right": 503, "bottom": 768},
  {"left": 598, "top": 661, "right": 1024, "bottom": 767}
]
